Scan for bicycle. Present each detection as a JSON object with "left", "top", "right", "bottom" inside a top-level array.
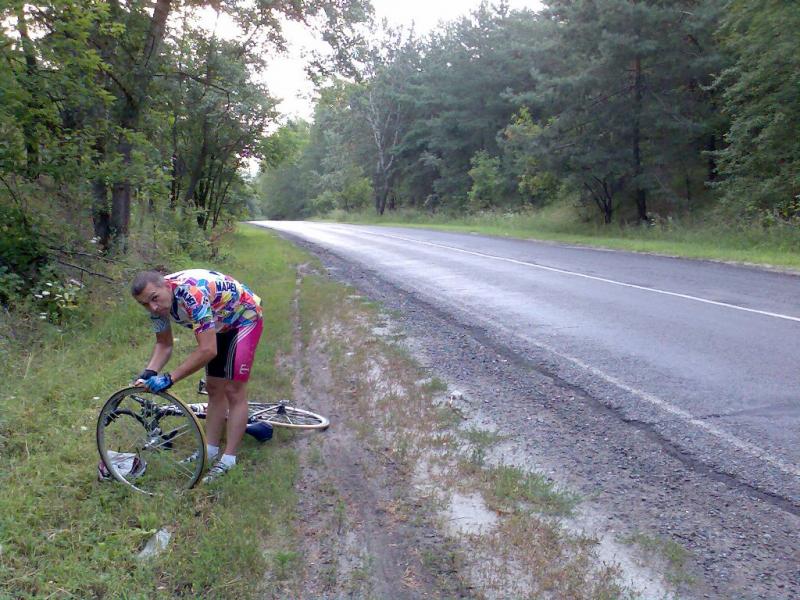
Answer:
[{"left": 96, "top": 381, "right": 329, "bottom": 495}]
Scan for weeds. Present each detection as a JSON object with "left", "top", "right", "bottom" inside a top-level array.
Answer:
[
  {"left": 481, "top": 464, "right": 580, "bottom": 516},
  {"left": 271, "top": 550, "right": 300, "bottom": 581},
  {"left": 0, "top": 226, "right": 306, "bottom": 599},
  {"left": 460, "top": 427, "right": 506, "bottom": 448},
  {"left": 623, "top": 531, "right": 694, "bottom": 586}
]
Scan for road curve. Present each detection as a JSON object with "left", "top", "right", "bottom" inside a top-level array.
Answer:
[{"left": 252, "top": 221, "right": 800, "bottom": 504}]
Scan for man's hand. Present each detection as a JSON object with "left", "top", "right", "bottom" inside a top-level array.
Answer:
[
  {"left": 133, "top": 369, "right": 157, "bottom": 386},
  {"left": 144, "top": 373, "right": 173, "bottom": 393}
]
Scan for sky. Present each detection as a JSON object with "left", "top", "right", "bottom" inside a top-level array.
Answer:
[{"left": 259, "top": 0, "right": 545, "bottom": 120}]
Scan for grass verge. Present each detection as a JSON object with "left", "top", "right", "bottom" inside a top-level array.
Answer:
[
  {"left": 0, "top": 225, "right": 309, "bottom": 598},
  {"left": 320, "top": 207, "right": 800, "bottom": 271}
]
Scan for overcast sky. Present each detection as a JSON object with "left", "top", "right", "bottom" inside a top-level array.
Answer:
[{"left": 260, "top": 0, "right": 545, "bottom": 120}]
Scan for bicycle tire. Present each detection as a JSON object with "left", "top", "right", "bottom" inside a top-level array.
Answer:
[
  {"left": 248, "top": 402, "right": 330, "bottom": 430},
  {"left": 96, "top": 387, "right": 207, "bottom": 495}
]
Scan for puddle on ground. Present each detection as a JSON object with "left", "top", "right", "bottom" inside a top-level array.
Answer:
[
  {"left": 565, "top": 507, "right": 679, "bottom": 599},
  {"left": 480, "top": 432, "right": 678, "bottom": 598},
  {"left": 444, "top": 492, "right": 498, "bottom": 536}
]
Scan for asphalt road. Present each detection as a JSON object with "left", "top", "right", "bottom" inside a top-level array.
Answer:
[{"left": 252, "top": 221, "right": 800, "bottom": 504}]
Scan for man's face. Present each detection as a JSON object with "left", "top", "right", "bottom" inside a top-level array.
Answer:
[{"left": 135, "top": 282, "right": 172, "bottom": 317}]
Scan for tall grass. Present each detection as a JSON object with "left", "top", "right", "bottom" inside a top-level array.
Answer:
[{"left": 0, "top": 226, "right": 309, "bottom": 598}]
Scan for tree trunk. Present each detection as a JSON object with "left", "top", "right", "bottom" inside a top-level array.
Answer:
[
  {"left": 706, "top": 134, "right": 717, "bottom": 182},
  {"left": 104, "top": 0, "right": 173, "bottom": 248},
  {"left": 374, "top": 171, "right": 390, "bottom": 215},
  {"left": 586, "top": 177, "right": 615, "bottom": 224},
  {"left": 16, "top": 7, "right": 39, "bottom": 178},
  {"left": 632, "top": 55, "right": 648, "bottom": 223},
  {"left": 184, "top": 116, "right": 210, "bottom": 207},
  {"left": 110, "top": 132, "right": 133, "bottom": 250},
  {"left": 92, "top": 179, "right": 111, "bottom": 246},
  {"left": 170, "top": 113, "right": 180, "bottom": 208}
]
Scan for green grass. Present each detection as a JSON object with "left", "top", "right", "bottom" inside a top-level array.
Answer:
[
  {"left": 470, "top": 464, "right": 580, "bottom": 517},
  {"left": 460, "top": 427, "right": 506, "bottom": 448},
  {"left": 622, "top": 531, "right": 694, "bottom": 587},
  {"left": 321, "top": 206, "right": 800, "bottom": 270},
  {"left": 0, "top": 225, "right": 311, "bottom": 599}
]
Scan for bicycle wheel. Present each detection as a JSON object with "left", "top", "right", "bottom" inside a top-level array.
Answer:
[
  {"left": 248, "top": 402, "right": 330, "bottom": 430},
  {"left": 96, "top": 387, "right": 207, "bottom": 495}
]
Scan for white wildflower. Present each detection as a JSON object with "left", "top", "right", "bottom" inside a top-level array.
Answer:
[
  {"left": 34, "top": 294, "right": 43, "bottom": 299},
  {"left": 45, "top": 282, "right": 53, "bottom": 287},
  {"left": 41, "top": 291, "right": 50, "bottom": 296}
]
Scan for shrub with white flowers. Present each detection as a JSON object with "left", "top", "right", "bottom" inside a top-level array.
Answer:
[{"left": 33, "top": 278, "right": 84, "bottom": 324}]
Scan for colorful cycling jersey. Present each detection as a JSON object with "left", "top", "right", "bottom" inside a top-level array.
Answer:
[{"left": 150, "top": 269, "right": 262, "bottom": 335}]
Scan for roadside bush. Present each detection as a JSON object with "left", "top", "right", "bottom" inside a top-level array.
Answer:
[
  {"left": 30, "top": 272, "right": 85, "bottom": 325},
  {"left": 468, "top": 151, "right": 505, "bottom": 212},
  {"left": 0, "top": 204, "right": 48, "bottom": 289},
  {"left": 0, "top": 266, "right": 24, "bottom": 305}
]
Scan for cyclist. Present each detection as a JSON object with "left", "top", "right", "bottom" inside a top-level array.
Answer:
[{"left": 131, "top": 269, "right": 263, "bottom": 484}]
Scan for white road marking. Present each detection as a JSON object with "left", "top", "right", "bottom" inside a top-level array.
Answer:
[
  {"left": 259, "top": 222, "right": 800, "bottom": 477},
  {"left": 349, "top": 227, "right": 800, "bottom": 323},
  {"left": 510, "top": 328, "right": 800, "bottom": 478}
]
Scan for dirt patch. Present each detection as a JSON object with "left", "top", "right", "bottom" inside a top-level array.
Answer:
[
  {"left": 264, "top": 267, "right": 470, "bottom": 599},
  {"left": 262, "top": 265, "right": 683, "bottom": 599}
]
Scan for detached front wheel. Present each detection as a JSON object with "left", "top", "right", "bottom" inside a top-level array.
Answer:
[{"left": 96, "top": 387, "right": 207, "bottom": 495}]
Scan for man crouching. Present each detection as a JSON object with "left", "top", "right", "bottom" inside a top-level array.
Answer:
[{"left": 131, "top": 269, "right": 263, "bottom": 484}]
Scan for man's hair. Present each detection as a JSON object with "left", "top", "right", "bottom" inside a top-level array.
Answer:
[{"left": 131, "top": 271, "right": 166, "bottom": 296}]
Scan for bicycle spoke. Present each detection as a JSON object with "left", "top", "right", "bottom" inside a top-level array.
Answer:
[
  {"left": 142, "top": 424, "right": 193, "bottom": 452},
  {"left": 97, "top": 388, "right": 206, "bottom": 495}
]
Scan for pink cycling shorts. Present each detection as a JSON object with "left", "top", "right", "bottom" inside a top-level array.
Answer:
[{"left": 205, "top": 319, "right": 263, "bottom": 382}]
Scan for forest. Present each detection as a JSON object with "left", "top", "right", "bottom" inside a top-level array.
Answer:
[
  {"left": 1, "top": 0, "right": 799, "bottom": 321},
  {"left": 256, "top": 0, "right": 799, "bottom": 230}
]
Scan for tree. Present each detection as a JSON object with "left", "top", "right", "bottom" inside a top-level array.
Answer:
[
  {"left": 517, "top": 0, "right": 724, "bottom": 223},
  {"left": 83, "top": 0, "right": 370, "bottom": 249},
  {"left": 348, "top": 25, "right": 420, "bottom": 214},
  {"left": 713, "top": 0, "right": 800, "bottom": 221},
  {"left": 164, "top": 33, "right": 276, "bottom": 229},
  {"left": 398, "top": 3, "right": 542, "bottom": 210},
  {"left": 255, "top": 121, "right": 317, "bottom": 219}
]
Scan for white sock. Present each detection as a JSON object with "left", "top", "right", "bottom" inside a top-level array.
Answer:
[
  {"left": 220, "top": 454, "right": 236, "bottom": 467},
  {"left": 207, "top": 444, "right": 219, "bottom": 459}
]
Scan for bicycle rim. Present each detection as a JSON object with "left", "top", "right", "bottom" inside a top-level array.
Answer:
[
  {"left": 96, "top": 387, "right": 207, "bottom": 495},
  {"left": 249, "top": 402, "right": 330, "bottom": 430}
]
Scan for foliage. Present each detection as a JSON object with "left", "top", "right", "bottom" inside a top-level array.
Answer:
[
  {"left": 0, "top": 0, "right": 371, "bottom": 256},
  {"left": 713, "top": 0, "right": 800, "bottom": 222},
  {"left": 31, "top": 273, "right": 85, "bottom": 325},
  {"left": 0, "top": 267, "right": 25, "bottom": 306},
  {"left": 467, "top": 151, "right": 506, "bottom": 212},
  {"left": 0, "top": 203, "right": 48, "bottom": 282},
  {"left": 251, "top": 0, "right": 796, "bottom": 234},
  {"left": 255, "top": 121, "right": 317, "bottom": 219},
  {"left": 397, "top": 4, "right": 543, "bottom": 210},
  {"left": 0, "top": 227, "right": 309, "bottom": 599}
]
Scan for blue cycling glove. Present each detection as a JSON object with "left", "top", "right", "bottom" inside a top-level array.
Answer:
[{"left": 145, "top": 373, "right": 173, "bottom": 393}]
